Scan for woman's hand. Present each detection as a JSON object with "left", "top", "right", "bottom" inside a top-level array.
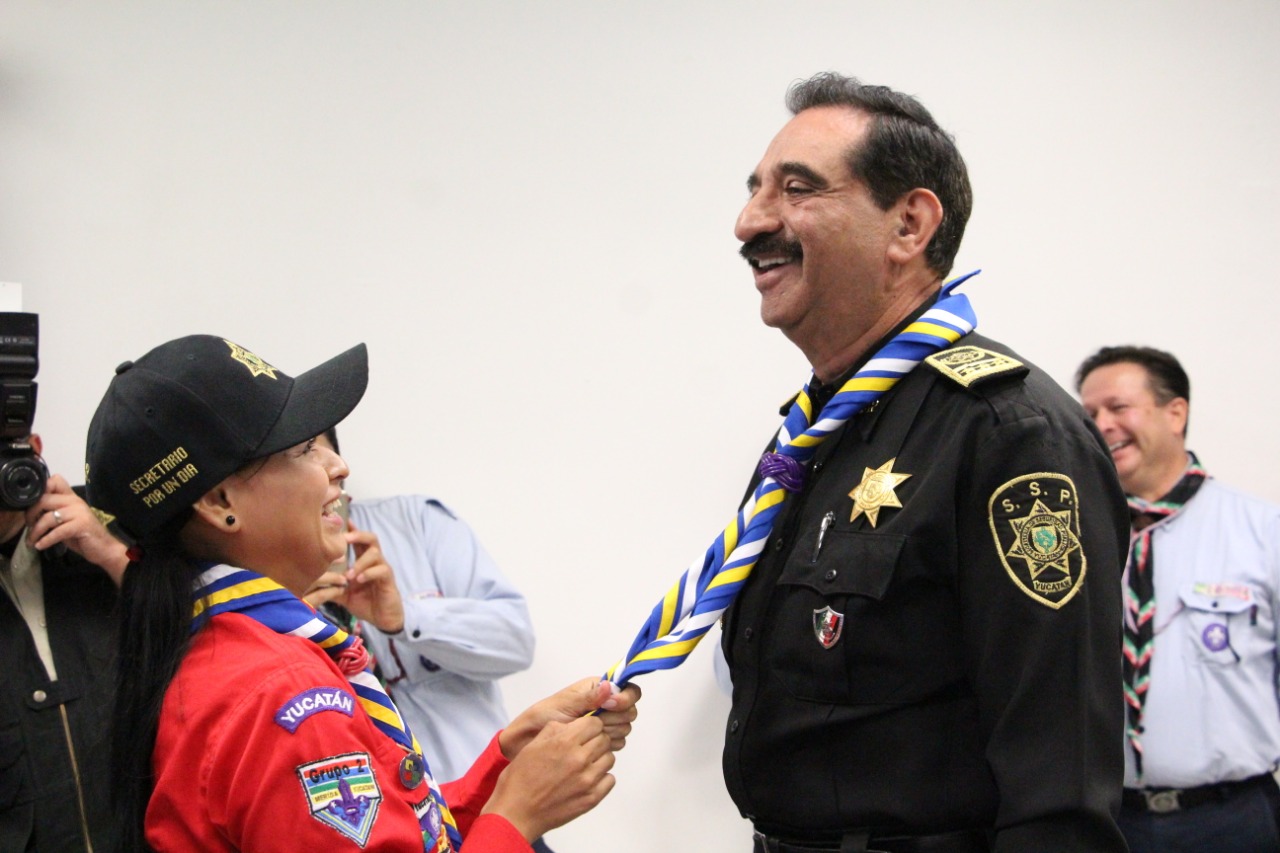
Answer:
[
  {"left": 482, "top": 715, "right": 617, "bottom": 841},
  {"left": 499, "top": 677, "right": 641, "bottom": 760}
]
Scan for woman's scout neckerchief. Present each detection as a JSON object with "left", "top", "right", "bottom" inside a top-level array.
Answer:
[{"left": 191, "top": 564, "right": 463, "bottom": 851}]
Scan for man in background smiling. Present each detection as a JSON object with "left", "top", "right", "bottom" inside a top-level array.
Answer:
[{"left": 1079, "top": 346, "right": 1280, "bottom": 853}]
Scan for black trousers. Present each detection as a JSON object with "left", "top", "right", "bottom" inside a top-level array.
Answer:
[
  {"left": 1119, "top": 774, "right": 1280, "bottom": 853},
  {"left": 752, "top": 829, "right": 988, "bottom": 853}
]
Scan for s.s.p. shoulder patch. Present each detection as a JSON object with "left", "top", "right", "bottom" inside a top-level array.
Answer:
[
  {"left": 925, "top": 346, "right": 1028, "bottom": 389},
  {"left": 988, "top": 473, "right": 1086, "bottom": 609}
]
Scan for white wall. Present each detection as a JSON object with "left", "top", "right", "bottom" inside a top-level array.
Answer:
[{"left": 2, "top": 2, "right": 1277, "bottom": 850}]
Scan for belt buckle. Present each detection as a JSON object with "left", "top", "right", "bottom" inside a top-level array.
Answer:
[{"left": 1144, "top": 789, "right": 1181, "bottom": 813}]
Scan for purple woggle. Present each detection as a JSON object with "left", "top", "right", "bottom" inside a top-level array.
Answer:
[{"left": 759, "top": 452, "right": 807, "bottom": 492}]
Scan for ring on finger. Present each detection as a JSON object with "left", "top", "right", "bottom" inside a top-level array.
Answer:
[{"left": 52, "top": 509, "right": 64, "bottom": 525}]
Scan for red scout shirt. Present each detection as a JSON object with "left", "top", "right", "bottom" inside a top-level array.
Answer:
[{"left": 146, "top": 612, "right": 531, "bottom": 852}]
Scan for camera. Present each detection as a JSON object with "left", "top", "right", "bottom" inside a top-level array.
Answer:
[{"left": 0, "top": 312, "right": 47, "bottom": 510}]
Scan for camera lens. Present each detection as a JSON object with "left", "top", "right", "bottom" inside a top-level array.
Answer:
[{"left": 0, "top": 457, "right": 48, "bottom": 509}]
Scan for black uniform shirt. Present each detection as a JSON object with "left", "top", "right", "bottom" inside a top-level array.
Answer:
[{"left": 722, "top": 330, "right": 1128, "bottom": 852}]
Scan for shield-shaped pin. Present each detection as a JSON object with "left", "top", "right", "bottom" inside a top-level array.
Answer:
[
  {"left": 813, "top": 606, "right": 844, "bottom": 649},
  {"left": 1031, "top": 524, "right": 1059, "bottom": 556}
]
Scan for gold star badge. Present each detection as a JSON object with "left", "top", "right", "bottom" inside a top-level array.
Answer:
[
  {"left": 225, "top": 340, "right": 279, "bottom": 379},
  {"left": 1004, "top": 498, "right": 1081, "bottom": 581},
  {"left": 848, "top": 457, "right": 912, "bottom": 526}
]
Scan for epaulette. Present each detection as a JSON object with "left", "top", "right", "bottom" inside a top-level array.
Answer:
[
  {"left": 924, "top": 345, "right": 1029, "bottom": 390},
  {"left": 424, "top": 497, "right": 458, "bottom": 520}
]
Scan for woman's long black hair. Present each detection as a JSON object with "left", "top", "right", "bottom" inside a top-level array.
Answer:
[{"left": 111, "top": 509, "right": 200, "bottom": 853}]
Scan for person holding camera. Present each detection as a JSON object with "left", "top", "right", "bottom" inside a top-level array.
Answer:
[
  {"left": 86, "top": 335, "right": 639, "bottom": 852},
  {"left": 0, "top": 432, "right": 131, "bottom": 853}
]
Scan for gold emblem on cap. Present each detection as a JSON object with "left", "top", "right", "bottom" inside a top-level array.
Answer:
[
  {"left": 848, "top": 457, "right": 911, "bottom": 527},
  {"left": 224, "top": 340, "right": 279, "bottom": 379}
]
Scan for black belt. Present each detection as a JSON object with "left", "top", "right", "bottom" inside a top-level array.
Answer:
[
  {"left": 752, "top": 829, "right": 988, "bottom": 853},
  {"left": 1122, "top": 772, "right": 1277, "bottom": 814}
]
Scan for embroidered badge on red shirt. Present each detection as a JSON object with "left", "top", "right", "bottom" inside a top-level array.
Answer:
[
  {"left": 274, "top": 687, "right": 355, "bottom": 733},
  {"left": 297, "top": 753, "right": 382, "bottom": 845}
]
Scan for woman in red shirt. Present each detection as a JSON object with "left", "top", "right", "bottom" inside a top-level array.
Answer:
[{"left": 85, "top": 335, "right": 638, "bottom": 852}]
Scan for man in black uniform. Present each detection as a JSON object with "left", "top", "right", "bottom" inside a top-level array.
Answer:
[{"left": 721, "top": 73, "right": 1128, "bottom": 852}]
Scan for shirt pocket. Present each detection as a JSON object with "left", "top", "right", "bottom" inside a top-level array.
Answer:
[
  {"left": 1176, "top": 583, "right": 1261, "bottom": 666},
  {"left": 765, "top": 529, "right": 906, "bottom": 704}
]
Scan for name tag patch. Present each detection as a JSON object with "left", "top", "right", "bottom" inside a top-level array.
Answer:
[
  {"left": 1192, "top": 582, "right": 1253, "bottom": 602},
  {"left": 297, "top": 753, "right": 382, "bottom": 846},
  {"left": 275, "top": 687, "right": 355, "bottom": 733}
]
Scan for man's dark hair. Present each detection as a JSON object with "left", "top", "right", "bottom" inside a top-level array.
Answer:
[
  {"left": 786, "top": 72, "right": 972, "bottom": 278},
  {"left": 1075, "top": 345, "right": 1190, "bottom": 404},
  {"left": 1075, "top": 345, "right": 1191, "bottom": 435}
]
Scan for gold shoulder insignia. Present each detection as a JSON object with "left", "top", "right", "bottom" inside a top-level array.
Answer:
[
  {"left": 988, "top": 473, "right": 1086, "bottom": 609},
  {"left": 90, "top": 506, "right": 117, "bottom": 529},
  {"left": 925, "top": 346, "right": 1027, "bottom": 389}
]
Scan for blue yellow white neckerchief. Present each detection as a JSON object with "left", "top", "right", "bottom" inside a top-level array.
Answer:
[
  {"left": 606, "top": 273, "right": 980, "bottom": 686},
  {"left": 191, "top": 563, "right": 463, "bottom": 851}
]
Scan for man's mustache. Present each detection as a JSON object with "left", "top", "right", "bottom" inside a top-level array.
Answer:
[{"left": 740, "top": 233, "right": 802, "bottom": 264}]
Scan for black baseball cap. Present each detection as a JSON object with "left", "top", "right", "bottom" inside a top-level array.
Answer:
[{"left": 86, "top": 335, "right": 368, "bottom": 539}]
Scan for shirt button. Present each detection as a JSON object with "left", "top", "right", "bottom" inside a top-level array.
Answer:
[
  {"left": 824, "top": 569, "right": 838, "bottom": 581},
  {"left": 772, "top": 538, "right": 785, "bottom": 552},
  {"left": 812, "top": 460, "right": 824, "bottom": 474},
  {"left": 744, "top": 627, "right": 753, "bottom": 641},
  {"left": 729, "top": 719, "right": 739, "bottom": 733},
  {"left": 32, "top": 690, "right": 46, "bottom": 703},
  {"left": 411, "top": 629, "right": 421, "bottom": 638}
]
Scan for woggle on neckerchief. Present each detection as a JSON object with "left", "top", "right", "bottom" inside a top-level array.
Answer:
[{"left": 604, "top": 272, "right": 980, "bottom": 688}]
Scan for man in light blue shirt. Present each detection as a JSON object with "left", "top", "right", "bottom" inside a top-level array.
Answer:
[{"left": 1079, "top": 345, "right": 1280, "bottom": 853}]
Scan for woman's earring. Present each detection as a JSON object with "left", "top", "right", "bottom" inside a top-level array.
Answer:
[{"left": 225, "top": 515, "right": 236, "bottom": 526}]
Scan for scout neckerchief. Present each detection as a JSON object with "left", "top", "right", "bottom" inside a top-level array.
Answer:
[
  {"left": 191, "top": 564, "right": 463, "bottom": 852},
  {"left": 322, "top": 599, "right": 389, "bottom": 686},
  {"left": 605, "top": 273, "right": 979, "bottom": 686},
  {"left": 1122, "top": 452, "right": 1207, "bottom": 779}
]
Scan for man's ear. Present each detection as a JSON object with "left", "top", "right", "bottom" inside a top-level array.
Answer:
[
  {"left": 1165, "top": 397, "right": 1189, "bottom": 438},
  {"left": 886, "top": 188, "right": 943, "bottom": 266}
]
